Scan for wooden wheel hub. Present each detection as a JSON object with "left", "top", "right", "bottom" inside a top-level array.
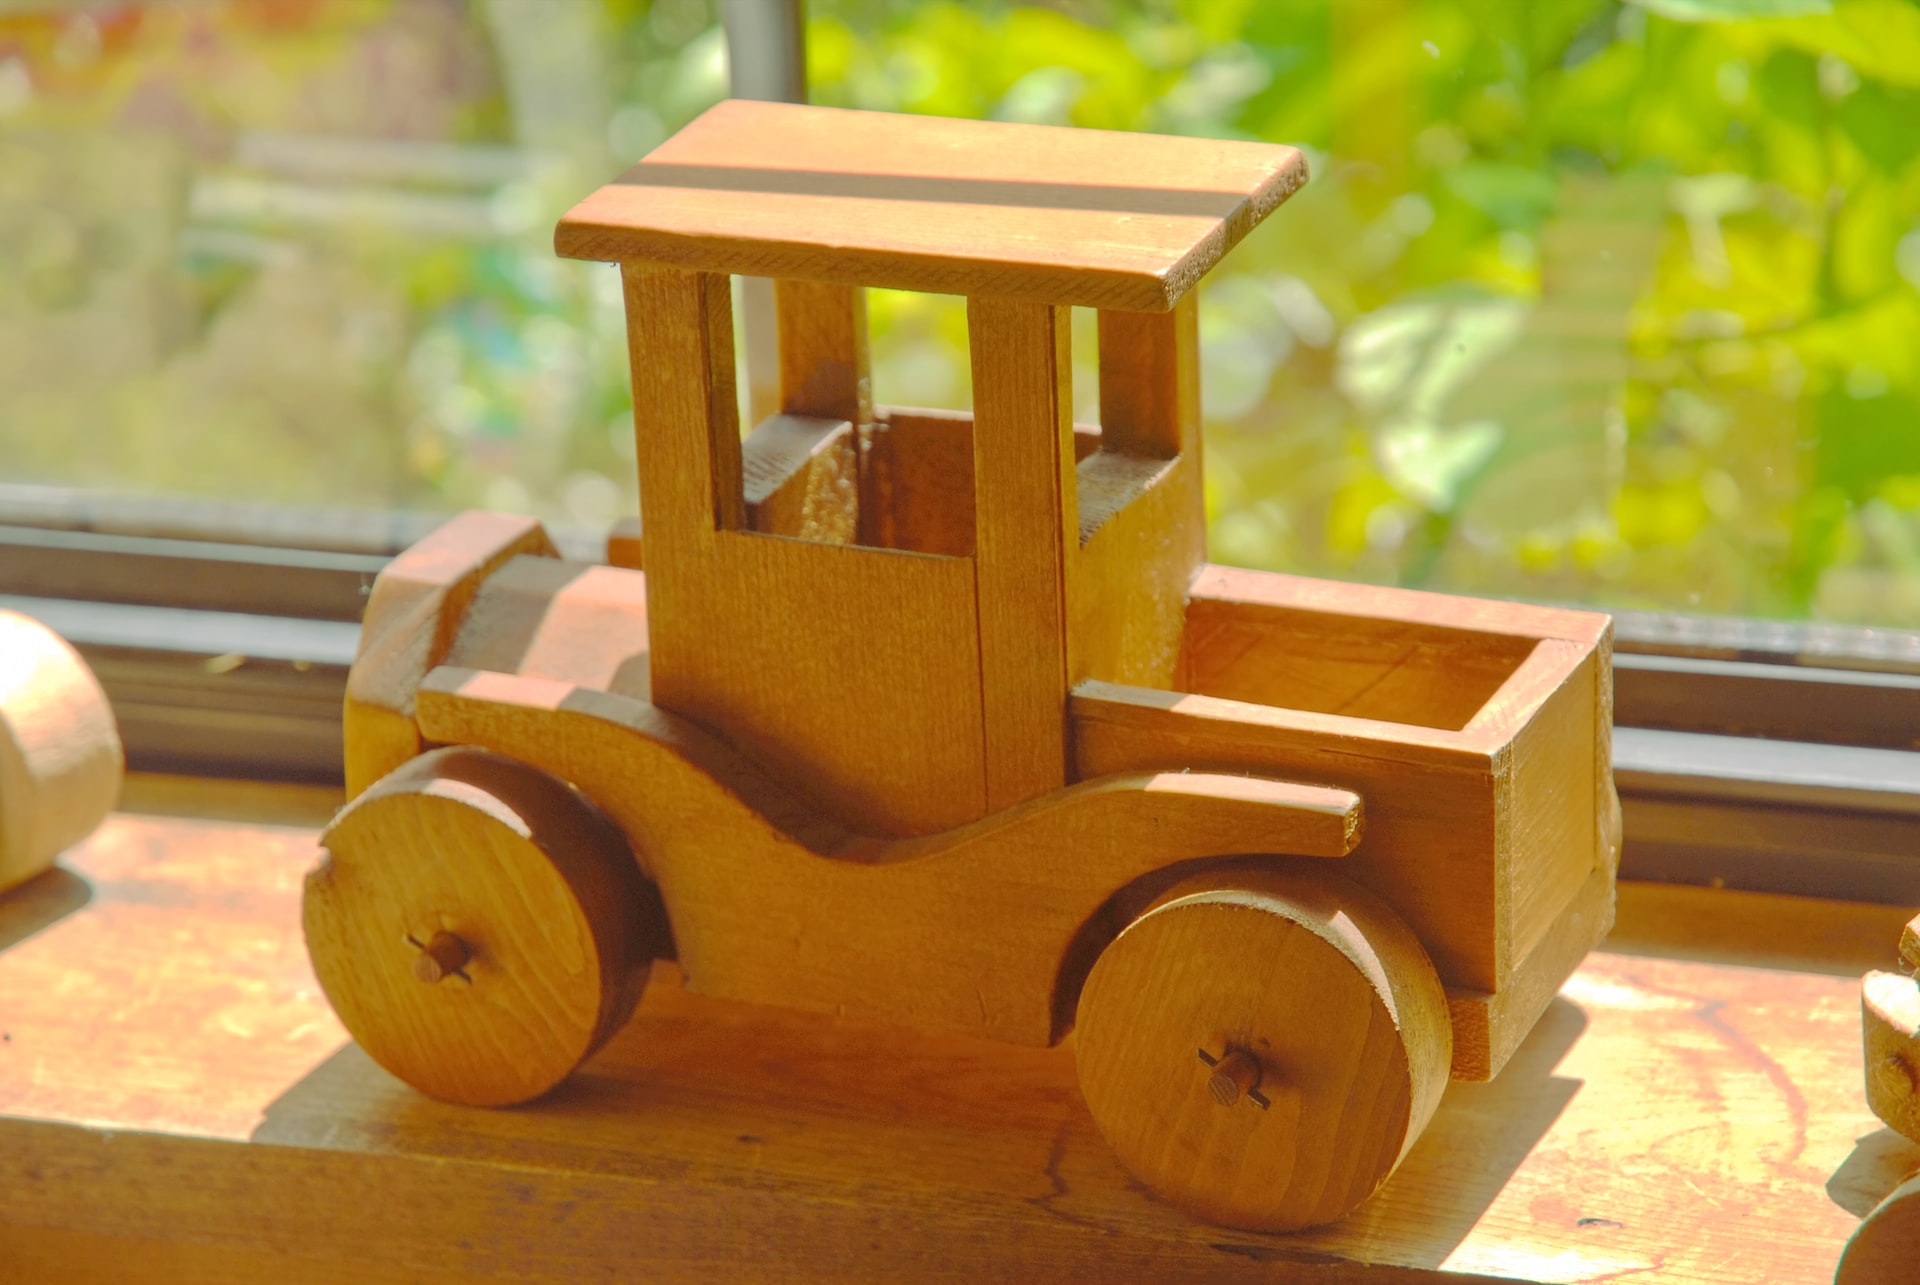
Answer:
[
  {"left": 1075, "top": 868, "right": 1452, "bottom": 1232},
  {"left": 303, "top": 746, "right": 662, "bottom": 1107},
  {"left": 410, "top": 930, "right": 472, "bottom": 985}
]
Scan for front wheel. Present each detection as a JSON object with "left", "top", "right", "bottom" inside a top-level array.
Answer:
[
  {"left": 1074, "top": 867, "right": 1452, "bottom": 1231},
  {"left": 304, "top": 746, "right": 666, "bottom": 1107}
]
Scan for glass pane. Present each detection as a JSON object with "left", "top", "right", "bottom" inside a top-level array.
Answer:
[
  {"left": 10, "top": 1, "right": 1917, "bottom": 628},
  {"left": 0, "top": 0, "right": 728, "bottom": 534},
  {"left": 814, "top": 0, "right": 1920, "bottom": 628}
]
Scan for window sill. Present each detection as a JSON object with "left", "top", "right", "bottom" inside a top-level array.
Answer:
[{"left": 0, "top": 789, "right": 1906, "bottom": 1281}]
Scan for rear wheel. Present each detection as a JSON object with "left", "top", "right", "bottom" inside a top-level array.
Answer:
[
  {"left": 303, "top": 746, "right": 666, "bottom": 1106},
  {"left": 1074, "top": 867, "right": 1452, "bottom": 1231}
]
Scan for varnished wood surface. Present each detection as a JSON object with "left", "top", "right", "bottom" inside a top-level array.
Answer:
[
  {"left": 2, "top": 799, "right": 1914, "bottom": 1283},
  {"left": 0, "top": 609, "right": 122, "bottom": 893},
  {"left": 556, "top": 100, "right": 1309, "bottom": 312}
]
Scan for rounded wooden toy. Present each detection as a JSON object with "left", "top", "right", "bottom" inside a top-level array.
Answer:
[
  {"left": 305, "top": 101, "right": 1620, "bottom": 1232},
  {"left": 1839, "top": 912, "right": 1920, "bottom": 1282},
  {"left": 0, "top": 608, "right": 122, "bottom": 895}
]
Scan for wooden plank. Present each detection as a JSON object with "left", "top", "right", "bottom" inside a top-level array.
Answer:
[
  {"left": 630, "top": 530, "right": 988, "bottom": 837},
  {"left": 116, "top": 771, "right": 343, "bottom": 828},
  {"left": 854, "top": 406, "right": 1099, "bottom": 559},
  {"left": 621, "top": 263, "right": 742, "bottom": 555},
  {"left": 442, "top": 555, "right": 652, "bottom": 699},
  {"left": 556, "top": 100, "right": 1310, "bottom": 312},
  {"left": 342, "top": 510, "right": 556, "bottom": 797},
  {"left": 863, "top": 406, "right": 977, "bottom": 556},
  {"left": 1191, "top": 564, "right": 1611, "bottom": 650},
  {"left": 740, "top": 414, "right": 858, "bottom": 544},
  {"left": 1446, "top": 863, "right": 1614, "bottom": 1082},
  {"left": 970, "top": 296, "right": 1073, "bottom": 811},
  {"left": 1620, "top": 794, "right": 1920, "bottom": 905},
  {"left": 1097, "top": 300, "right": 1194, "bottom": 459},
  {"left": 1491, "top": 642, "right": 1604, "bottom": 974},
  {"left": 605, "top": 515, "right": 643, "bottom": 569},
  {"left": 1183, "top": 578, "right": 1543, "bottom": 735},
  {"left": 1068, "top": 297, "right": 1205, "bottom": 691},
  {"left": 0, "top": 810, "right": 1902, "bottom": 1283},
  {"left": 1071, "top": 681, "right": 1502, "bottom": 992},
  {"left": 775, "top": 279, "right": 869, "bottom": 424}
]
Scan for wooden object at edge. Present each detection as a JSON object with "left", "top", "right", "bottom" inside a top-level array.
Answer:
[
  {"left": 0, "top": 609, "right": 122, "bottom": 893},
  {"left": 1840, "top": 911, "right": 1920, "bottom": 1283}
]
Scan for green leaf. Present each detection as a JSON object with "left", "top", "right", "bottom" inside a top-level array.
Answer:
[
  {"left": 1626, "top": 0, "right": 1832, "bottom": 20},
  {"left": 1443, "top": 162, "right": 1561, "bottom": 230},
  {"left": 1838, "top": 83, "right": 1920, "bottom": 171},
  {"left": 1742, "top": 0, "right": 1920, "bottom": 89},
  {"left": 1815, "top": 389, "right": 1920, "bottom": 497}
]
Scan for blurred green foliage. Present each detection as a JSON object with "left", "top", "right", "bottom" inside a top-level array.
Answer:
[{"left": 2, "top": 0, "right": 1917, "bottom": 623}]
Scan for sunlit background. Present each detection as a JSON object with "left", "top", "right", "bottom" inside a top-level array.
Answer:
[{"left": 3, "top": 0, "right": 1918, "bottom": 624}]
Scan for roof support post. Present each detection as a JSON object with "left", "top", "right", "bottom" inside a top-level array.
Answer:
[{"left": 969, "top": 296, "right": 1075, "bottom": 811}]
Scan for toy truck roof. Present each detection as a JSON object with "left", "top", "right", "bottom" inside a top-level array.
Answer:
[{"left": 555, "top": 99, "right": 1307, "bottom": 312}]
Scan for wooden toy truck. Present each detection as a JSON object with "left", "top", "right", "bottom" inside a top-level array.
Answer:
[{"left": 304, "top": 101, "right": 1620, "bottom": 1233}]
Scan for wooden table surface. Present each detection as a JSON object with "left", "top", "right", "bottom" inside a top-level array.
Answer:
[{"left": 2, "top": 775, "right": 1916, "bottom": 1284}]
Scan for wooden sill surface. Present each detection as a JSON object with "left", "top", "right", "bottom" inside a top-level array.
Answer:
[{"left": 1, "top": 775, "right": 1915, "bottom": 1283}]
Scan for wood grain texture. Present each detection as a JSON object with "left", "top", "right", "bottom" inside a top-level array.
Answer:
[
  {"left": 630, "top": 263, "right": 988, "bottom": 836},
  {"left": 1182, "top": 593, "right": 1541, "bottom": 733},
  {"left": 1191, "top": 564, "right": 1612, "bottom": 652},
  {"left": 442, "top": 555, "right": 651, "bottom": 699},
  {"left": 1076, "top": 867, "right": 1451, "bottom": 1231},
  {"left": 740, "top": 414, "right": 859, "bottom": 543},
  {"left": 1494, "top": 642, "right": 1604, "bottom": 974},
  {"left": 1863, "top": 968, "right": 1920, "bottom": 1145},
  {"left": 1071, "top": 680, "right": 1504, "bottom": 993},
  {"left": 305, "top": 746, "right": 661, "bottom": 1106},
  {"left": 0, "top": 809, "right": 1904, "bottom": 1285},
  {"left": 1160, "top": 566, "right": 1614, "bottom": 1064},
  {"left": 1097, "top": 301, "right": 1196, "bottom": 458},
  {"left": 622, "top": 262, "right": 741, "bottom": 554},
  {"left": 414, "top": 667, "right": 1365, "bottom": 1048},
  {"left": 775, "top": 279, "right": 869, "bottom": 425},
  {"left": 969, "top": 295, "right": 1074, "bottom": 811},
  {"left": 862, "top": 406, "right": 979, "bottom": 557},
  {"left": 1068, "top": 297, "right": 1205, "bottom": 691},
  {"left": 556, "top": 100, "right": 1310, "bottom": 312},
  {"left": 343, "top": 510, "right": 556, "bottom": 797},
  {"left": 648, "top": 529, "right": 987, "bottom": 835},
  {"left": 1446, "top": 863, "right": 1614, "bottom": 1082},
  {"left": 859, "top": 405, "right": 1104, "bottom": 557},
  {"left": 0, "top": 609, "right": 122, "bottom": 892}
]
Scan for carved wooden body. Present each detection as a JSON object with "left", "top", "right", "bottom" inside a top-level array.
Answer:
[{"left": 307, "top": 100, "right": 1619, "bottom": 1233}]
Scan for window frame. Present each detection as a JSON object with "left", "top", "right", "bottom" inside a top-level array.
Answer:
[{"left": 9, "top": 4, "right": 1918, "bottom": 903}]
